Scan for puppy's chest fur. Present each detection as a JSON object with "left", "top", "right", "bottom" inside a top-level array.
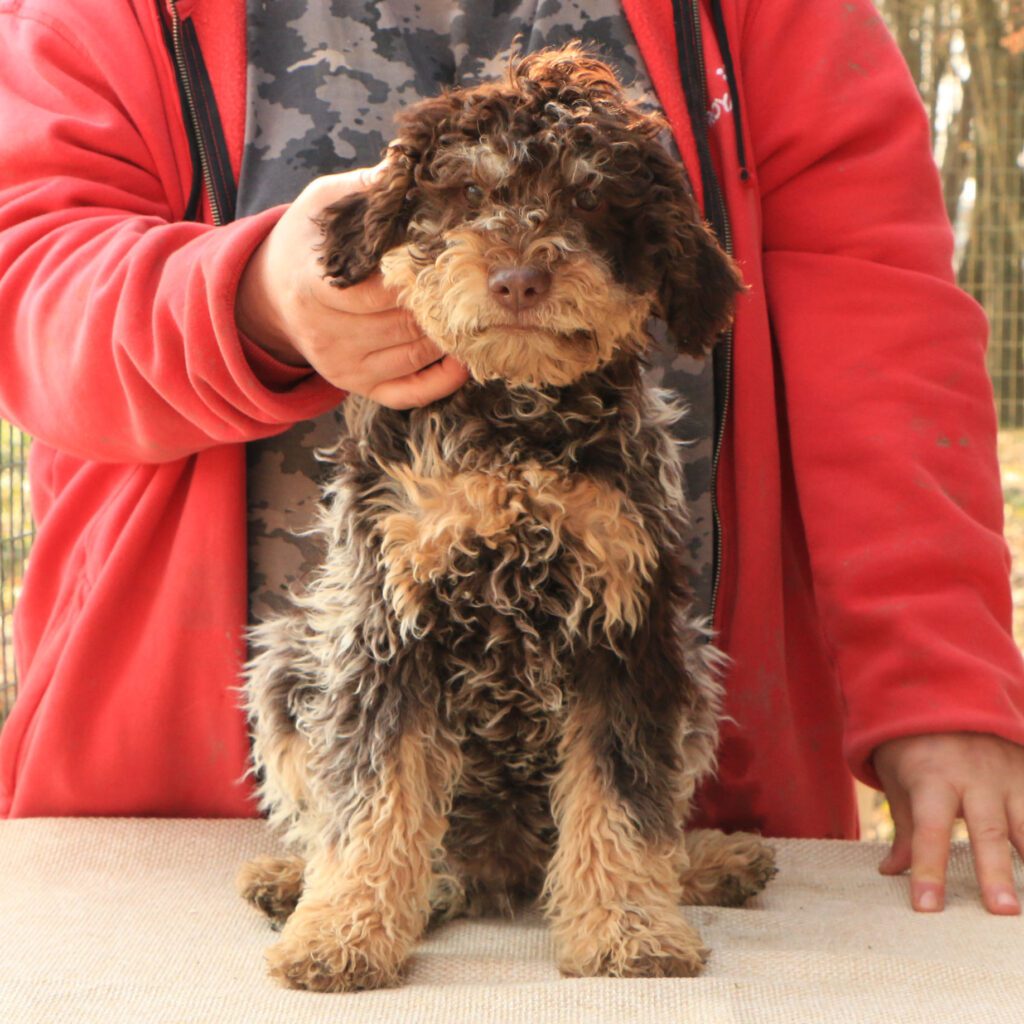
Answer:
[{"left": 322, "top": 365, "right": 685, "bottom": 749}]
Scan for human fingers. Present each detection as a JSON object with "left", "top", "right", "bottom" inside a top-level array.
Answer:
[
  {"left": 360, "top": 333, "right": 450, "bottom": 382},
  {"left": 298, "top": 162, "right": 387, "bottom": 212},
  {"left": 907, "top": 782, "right": 959, "bottom": 912},
  {"left": 282, "top": 163, "right": 389, "bottom": 261},
  {"left": 963, "top": 791, "right": 1021, "bottom": 915},
  {"left": 318, "top": 305, "right": 423, "bottom": 365},
  {"left": 368, "top": 355, "right": 470, "bottom": 410},
  {"left": 297, "top": 307, "right": 425, "bottom": 389},
  {"left": 314, "top": 269, "right": 403, "bottom": 316},
  {"left": 236, "top": 164, "right": 389, "bottom": 362},
  {"left": 1009, "top": 794, "right": 1024, "bottom": 907},
  {"left": 1010, "top": 793, "right": 1024, "bottom": 866},
  {"left": 878, "top": 786, "right": 913, "bottom": 876}
]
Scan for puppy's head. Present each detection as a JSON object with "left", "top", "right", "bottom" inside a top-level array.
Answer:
[{"left": 321, "top": 43, "right": 743, "bottom": 388}]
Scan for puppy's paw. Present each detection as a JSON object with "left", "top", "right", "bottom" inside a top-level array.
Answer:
[
  {"left": 266, "top": 937, "right": 405, "bottom": 992},
  {"left": 236, "top": 855, "right": 305, "bottom": 928},
  {"left": 715, "top": 839, "right": 778, "bottom": 907},
  {"left": 555, "top": 905, "right": 708, "bottom": 979},
  {"left": 265, "top": 902, "right": 409, "bottom": 992},
  {"left": 679, "top": 829, "right": 778, "bottom": 907}
]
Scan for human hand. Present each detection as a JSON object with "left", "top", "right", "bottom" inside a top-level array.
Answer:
[
  {"left": 235, "top": 165, "right": 469, "bottom": 408},
  {"left": 873, "top": 731, "right": 1024, "bottom": 915}
]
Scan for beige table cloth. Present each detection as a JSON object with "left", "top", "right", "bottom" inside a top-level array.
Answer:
[{"left": 1, "top": 818, "right": 1022, "bottom": 1023}]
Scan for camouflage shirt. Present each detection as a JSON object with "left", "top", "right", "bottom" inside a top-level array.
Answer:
[{"left": 238, "top": 0, "right": 716, "bottom": 623}]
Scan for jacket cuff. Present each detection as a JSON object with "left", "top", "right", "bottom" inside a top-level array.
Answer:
[{"left": 847, "top": 709, "right": 1024, "bottom": 791}]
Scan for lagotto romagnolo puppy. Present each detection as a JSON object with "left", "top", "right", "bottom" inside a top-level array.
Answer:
[{"left": 238, "top": 44, "right": 776, "bottom": 992}]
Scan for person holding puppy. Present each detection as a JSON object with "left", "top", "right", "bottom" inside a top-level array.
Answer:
[{"left": 0, "top": 0, "right": 1022, "bottom": 924}]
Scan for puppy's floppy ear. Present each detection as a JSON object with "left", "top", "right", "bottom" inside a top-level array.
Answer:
[
  {"left": 318, "top": 93, "right": 459, "bottom": 287},
  {"left": 637, "top": 139, "right": 745, "bottom": 356},
  {"left": 318, "top": 146, "right": 417, "bottom": 287}
]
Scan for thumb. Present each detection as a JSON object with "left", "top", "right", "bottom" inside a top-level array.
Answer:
[{"left": 317, "top": 161, "right": 388, "bottom": 201}]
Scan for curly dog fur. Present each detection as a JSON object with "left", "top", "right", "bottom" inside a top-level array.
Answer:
[{"left": 239, "top": 44, "right": 776, "bottom": 992}]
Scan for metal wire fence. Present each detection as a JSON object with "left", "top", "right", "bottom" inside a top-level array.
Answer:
[
  {"left": 0, "top": 422, "right": 31, "bottom": 723},
  {"left": 876, "top": 0, "right": 1024, "bottom": 425},
  {"left": 0, "top": 2, "right": 1021, "bottom": 719}
]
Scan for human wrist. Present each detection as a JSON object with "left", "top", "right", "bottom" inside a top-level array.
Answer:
[{"left": 235, "top": 240, "right": 309, "bottom": 368}]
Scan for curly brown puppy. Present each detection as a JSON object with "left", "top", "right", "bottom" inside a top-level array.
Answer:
[{"left": 239, "top": 43, "right": 776, "bottom": 993}]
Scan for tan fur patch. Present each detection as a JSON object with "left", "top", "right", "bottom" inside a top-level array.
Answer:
[
  {"left": 381, "top": 229, "right": 652, "bottom": 387},
  {"left": 260, "top": 732, "right": 311, "bottom": 810},
  {"left": 266, "top": 725, "right": 460, "bottom": 991},
  {"left": 563, "top": 152, "right": 605, "bottom": 186},
  {"left": 678, "top": 828, "right": 778, "bottom": 907},
  {"left": 543, "top": 706, "right": 707, "bottom": 978},
  {"left": 437, "top": 141, "right": 518, "bottom": 187},
  {"left": 374, "top": 457, "right": 657, "bottom": 639},
  {"left": 237, "top": 854, "right": 305, "bottom": 925}
]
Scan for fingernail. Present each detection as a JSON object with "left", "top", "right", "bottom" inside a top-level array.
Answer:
[
  {"left": 360, "top": 163, "right": 387, "bottom": 186},
  {"left": 995, "top": 891, "right": 1020, "bottom": 912},
  {"left": 916, "top": 888, "right": 940, "bottom": 912}
]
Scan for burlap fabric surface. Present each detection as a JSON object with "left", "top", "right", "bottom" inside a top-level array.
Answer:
[{"left": 2, "top": 819, "right": 1022, "bottom": 1023}]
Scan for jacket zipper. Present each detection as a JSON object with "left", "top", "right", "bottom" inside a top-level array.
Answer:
[
  {"left": 688, "top": 0, "right": 735, "bottom": 626},
  {"left": 166, "top": 0, "right": 225, "bottom": 226}
]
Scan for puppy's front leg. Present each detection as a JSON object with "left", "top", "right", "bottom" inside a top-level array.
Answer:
[
  {"left": 267, "top": 701, "right": 460, "bottom": 992},
  {"left": 544, "top": 636, "right": 718, "bottom": 978}
]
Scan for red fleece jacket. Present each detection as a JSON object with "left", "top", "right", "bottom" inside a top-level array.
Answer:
[{"left": 0, "top": 0, "right": 1021, "bottom": 835}]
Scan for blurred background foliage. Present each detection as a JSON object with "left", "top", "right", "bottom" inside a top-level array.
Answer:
[
  {"left": 1, "top": 422, "right": 30, "bottom": 725},
  {"left": 876, "top": 0, "right": 1024, "bottom": 427}
]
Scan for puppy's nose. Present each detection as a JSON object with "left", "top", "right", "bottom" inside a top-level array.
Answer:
[{"left": 488, "top": 266, "right": 551, "bottom": 312}]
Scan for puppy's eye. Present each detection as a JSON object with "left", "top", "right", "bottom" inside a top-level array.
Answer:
[
  {"left": 465, "top": 184, "right": 485, "bottom": 207},
  {"left": 573, "top": 188, "right": 600, "bottom": 211}
]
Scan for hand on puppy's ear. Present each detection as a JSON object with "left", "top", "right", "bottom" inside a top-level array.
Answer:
[
  {"left": 319, "top": 149, "right": 417, "bottom": 287},
  {"left": 235, "top": 164, "right": 391, "bottom": 365},
  {"left": 319, "top": 91, "right": 460, "bottom": 287},
  {"left": 234, "top": 161, "right": 468, "bottom": 408}
]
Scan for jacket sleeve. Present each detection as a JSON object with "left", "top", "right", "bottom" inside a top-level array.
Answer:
[
  {"left": 0, "top": 5, "right": 341, "bottom": 464},
  {"left": 740, "top": 0, "right": 1024, "bottom": 785}
]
